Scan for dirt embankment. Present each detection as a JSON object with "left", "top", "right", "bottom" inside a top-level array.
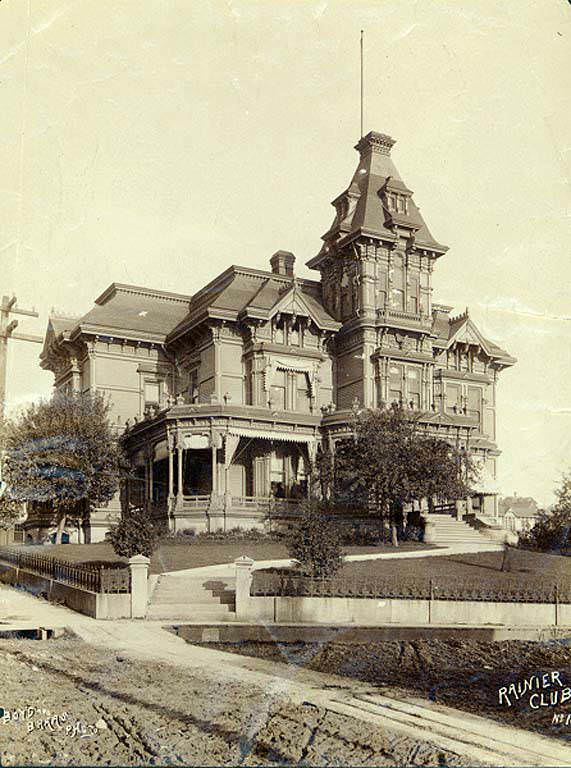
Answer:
[
  {"left": 201, "top": 638, "right": 571, "bottom": 742},
  {"left": 0, "top": 636, "right": 478, "bottom": 766}
]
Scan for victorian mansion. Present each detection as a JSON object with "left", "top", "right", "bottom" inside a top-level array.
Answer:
[{"left": 39, "top": 131, "right": 515, "bottom": 542}]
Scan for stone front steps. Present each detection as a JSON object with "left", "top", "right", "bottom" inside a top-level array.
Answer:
[
  {"left": 147, "top": 573, "right": 236, "bottom": 621},
  {"left": 428, "top": 514, "right": 502, "bottom": 549},
  {"left": 146, "top": 520, "right": 503, "bottom": 620}
]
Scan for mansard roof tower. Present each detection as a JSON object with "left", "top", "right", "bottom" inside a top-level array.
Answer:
[{"left": 307, "top": 130, "right": 514, "bottom": 415}]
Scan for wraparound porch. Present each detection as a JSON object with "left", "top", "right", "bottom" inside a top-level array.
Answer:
[{"left": 124, "top": 404, "right": 321, "bottom": 533}]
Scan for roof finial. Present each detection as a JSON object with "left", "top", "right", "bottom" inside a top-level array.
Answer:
[{"left": 465, "top": 306, "right": 469, "bottom": 317}]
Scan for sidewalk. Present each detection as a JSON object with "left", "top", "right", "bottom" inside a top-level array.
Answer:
[{"left": 159, "top": 541, "right": 501, "bottom": 580}]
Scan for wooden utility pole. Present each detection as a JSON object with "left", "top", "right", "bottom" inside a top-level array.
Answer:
[{"left": 0, "top": 295, "right": 43, "bottom": 416}]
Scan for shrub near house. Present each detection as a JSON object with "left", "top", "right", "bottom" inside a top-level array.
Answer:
[{"left": 286, "top": 500, "right": 343, "bottom": 577}]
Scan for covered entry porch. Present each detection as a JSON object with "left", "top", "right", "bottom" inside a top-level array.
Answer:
[{"left": 125, "top": 406, "right": 319, "bottom": 533}]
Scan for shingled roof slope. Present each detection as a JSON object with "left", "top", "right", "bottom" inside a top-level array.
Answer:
[
  {"left": 77, "top": 284, "right": 191, "bottom": 339},
  {"left": 309, "top": 131, "right": 447, "bottom": 268},
  {"left": 167, "top": 267, "right": 339, "bottom": 342}
]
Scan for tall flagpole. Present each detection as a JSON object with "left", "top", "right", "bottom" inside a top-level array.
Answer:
[{"left": 360, "top": 30, "right": 364, "bottom": 137}]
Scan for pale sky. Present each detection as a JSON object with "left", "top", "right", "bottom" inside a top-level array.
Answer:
[{"left": 1, "top": 0, "right": 570, "bottom": 507}]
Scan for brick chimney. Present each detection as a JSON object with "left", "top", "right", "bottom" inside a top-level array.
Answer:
[{"left": 270, "top": 250, "right": 295, "bottom": 277}]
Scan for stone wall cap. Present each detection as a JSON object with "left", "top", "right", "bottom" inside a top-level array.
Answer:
[{"left": 128, "top": 554, "right": 151, "bottom": 564}]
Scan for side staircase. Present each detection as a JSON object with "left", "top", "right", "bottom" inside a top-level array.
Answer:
[
  {"left": 147, "top": 572, "right": 236, "bottom": 621},
  {"left": 429, "top": 514, "right": 502, "bottom": 549}
]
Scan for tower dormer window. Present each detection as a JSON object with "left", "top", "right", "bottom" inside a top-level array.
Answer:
[{"left": 386, "top": 192, "right": 408, "bottom": 215}]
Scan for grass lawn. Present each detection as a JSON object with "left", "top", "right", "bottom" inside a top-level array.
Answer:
[
  {"left": 23, "top": 539, "right": 434, "bottom": 575},
  {"left": 340, "top": 548, "right": 571, "bottom": 595}
]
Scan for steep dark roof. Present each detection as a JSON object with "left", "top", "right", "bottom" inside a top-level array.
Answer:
[
  {"left": 49, "top": 316, "right": 78, "bottom": 337},
  {"left": 168, "top": 266, "right": 339, "bottom": 342},
  {"left": 444, "top": 312, "right": 516, "bottom": 366},
  {"left": 72, "top": 284, "right": 191, "bottom": 340},
  {"left": 40, "top": 315, "right": 81, "bottom": 365},
  {"left": 308, "top": 131, "right": 448, "bottom": 268},
  {"left": 430, "top": 307, "right": 516, "bottom": 368},
  {"left": 431, "top": 305, "right": 454, "bottom": 346}
]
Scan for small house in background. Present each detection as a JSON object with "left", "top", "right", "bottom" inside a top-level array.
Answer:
[{"left": 499, "top": 494, "right": 542, "bottom": 533}]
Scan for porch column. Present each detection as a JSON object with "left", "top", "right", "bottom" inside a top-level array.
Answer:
[
  {"left": 177, "top": 435, "right": 184, "bottom": 500},
  {"left": 167, "top": 432, "right": 175, "bottom": 502},
  {"left": 224, "top": 434, "right": 240, "bottom": 508},
  {"left": 306, "top": 439, "right": 318, "bottom": 498},
  {"left": 143, "top": 455, "right": 150, "bottom": 506},
  {"left": 211, "top": 444, "right": 218, "bottom": 494},
  {"left": 148, "top": 448, "right": 154, "bottom": 504}
]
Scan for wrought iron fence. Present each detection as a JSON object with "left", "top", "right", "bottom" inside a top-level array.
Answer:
[
  {"left": 250, "top": 571, "right": 571, "bottom": 604},
  {"left": 0, "top": 546, "right": 130, "bottom": 594}
]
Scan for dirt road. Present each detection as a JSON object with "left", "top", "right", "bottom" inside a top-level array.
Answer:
[{"left": 0, "top": 635, "right": 481, "bottom": 766}]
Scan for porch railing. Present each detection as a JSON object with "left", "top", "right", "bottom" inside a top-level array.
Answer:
[
  {"left": 231, "top": 496, "right": 302, "bottom": 515},
  {"left": 231, "top": 496, "right": 268, "bottom": 510},
  {"left": 0, "top": 546, "right": 130, "bottom": 594},
  {"left": 181, "top": 495, "right": 211, "bottom": 506}
]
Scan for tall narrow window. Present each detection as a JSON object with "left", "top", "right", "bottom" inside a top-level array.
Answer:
[
  {"left": 389, "top": 364, "right": 404, "bottom": 404},
  {"left": 270, "top": 453, "right": 286, "bottom": 497},
  {"left": 407, "top": 276, "right": 419, "bottom": 314},
  {"left": 467, "top": 386, "right": 482, "bottom": 426},
  {"left": 296, "top": 372, "right": 311, "bottom": 413},
  {"left": 270, "top": 370, "right": 287, "bottom": 410},
  {"left": 407, "top": 367, "right": 421, "bottom": 409},
  {"left": 446, "top": 383, "right": 462, "bottom": 413},
  {"left": 376, "top": 269, "right": 387, "bottom": 309},
  {"left": 390, "top": 255, "right": 405, "bottom": 311},
  {"left": 144, "top": 381, "right": 160, "bottom": 406},
  {"left": 188, "top": 369, "right": 198, "bottom": 402}
]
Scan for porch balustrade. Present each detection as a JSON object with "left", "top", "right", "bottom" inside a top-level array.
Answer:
[
  {"left": 181, "top": 494, "right": 211, "bottom": 507},
  {"left": 232, "top": 496, "right": 301, "bottom": 516},
  {"left": 173, "top": 493, "right": 302, "bottom": 515}
]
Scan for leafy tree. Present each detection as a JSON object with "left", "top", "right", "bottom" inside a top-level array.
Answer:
[
  {"left": 519, "top": 472, "right": 571, "bottom": 553},
  {"left": 109, "top": 504, "right": 158, "bottom": 559},
  {"left": 1, "top": 391, "right": 126, "bottom": 544},
  {"left": 0, "top": 493, "right": 23, "bottom": 532},
  {"left": 332, "top": 405, "right": 473, "bottom": 546},
  {"left": 313, "top": 447, "right": 335, "bottom": 502},
  {"left": 286, "top": 499, "right": 343, "bottom": 577},
  {"left": 0, "top": 417, "right": 23, "bottom": 531}
]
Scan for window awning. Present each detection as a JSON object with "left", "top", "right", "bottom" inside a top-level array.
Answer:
[
  {"left": 228, "top": 427, "right": 315, "bottom": 443},
  {"left": 274, "top": 358, "right": 316, "bottom": 375}
]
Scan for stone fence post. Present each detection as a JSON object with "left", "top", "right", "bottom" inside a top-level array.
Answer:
[
  {"left": 423, "top": 517, "right": 435, "bottom": 544},
  {"left": 235, "top": 555, "right": 254, "bottom": 620},
  {"left": 129, "top": 554, "right": 150, "bottom": 618}
]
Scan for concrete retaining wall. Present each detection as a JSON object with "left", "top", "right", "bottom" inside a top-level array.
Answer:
[
  {"left": 234, "top": 558, "right": 571, "bottom": 627},
  {"left": 240, "top": 593, "right": 570, "bottom": 626},
  {"left": 175, "top": 623, "right": 571, "bottom": 644},
  {"left": 0, "top": 562, "right": 131, "bottom": 619}
]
